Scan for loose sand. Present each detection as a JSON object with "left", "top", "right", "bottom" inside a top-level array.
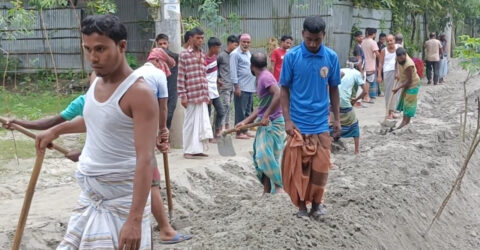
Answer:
[{"left": 1, "top": 61, "right": 480, "bottom": 249}]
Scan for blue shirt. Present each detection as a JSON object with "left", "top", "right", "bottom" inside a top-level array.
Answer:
[
  {"left": 279, "top": 42, "right": 341, "bottom": 134},
  {"left": 60, "top": 95, "right": 85, "bottom": 120},
  {"left": 229, "top": 48, "right": 256, "bottom": 93},
  {"left": 339, "top": 68, "right": 364, "bottom": 108}
]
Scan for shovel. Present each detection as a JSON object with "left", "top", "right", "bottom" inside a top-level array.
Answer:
[
  {"left": 380, "top": 80, "right": 400, "bottom": 134},
  {"left": 217, "top": 121, "right": 263, "bottom": 157}
]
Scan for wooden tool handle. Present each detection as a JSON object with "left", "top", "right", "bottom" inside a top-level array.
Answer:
[
  {"left": 222, "top": 121, "right": 264, "bottom": 136},
  {"left": 162, "top": 152, "right": 174, "bottom": 219},
  {"left": 12, "top": 150, "right": 46, "bottom": 250},
  {"left": 0, "top": 116, "right": 70, "bottom": 155}
]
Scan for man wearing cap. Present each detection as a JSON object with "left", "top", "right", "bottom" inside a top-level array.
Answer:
[{"left": 230, "top": 33, "right": 256, "bottom": 139}]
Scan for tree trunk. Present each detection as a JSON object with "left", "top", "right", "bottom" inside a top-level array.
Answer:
[
  {"left": 39, "top": 9, "right": 60, "bottom": 91},
  {"left": 38, "top": 11, "right": 49, "bottom": 71},
  {"left": 411, "top": 14, "right": 416, "bottom": 42},
  {"left": 423, "top": 12, "right": 429, "bottom": 40}
]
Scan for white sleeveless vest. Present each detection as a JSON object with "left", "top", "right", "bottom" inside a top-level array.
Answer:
[{"left": 78, "top": 72, "right": 141, "bottom": 176}]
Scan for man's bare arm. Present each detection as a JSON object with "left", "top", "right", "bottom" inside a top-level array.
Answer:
[
  {"left": 118, "top": 80, "right": 158, "bottom": 249},
  {"left": 129, "top": 83, "right": 158, "bottom": 220},
  {"left": 158, "top": 98, "right": 167, "bottom": 131},
  {"left": 330, "top": 85, "right": 341, "bottom": 138},
  {"left": 281, "top": 86, "right": 297, "bottom": 135},
  {"left": 262, "top": 84, "right": 281, "bottom": 120},
  {"left": 329, "top": 86, "right": 340, "bottom": 122},
  {"left": 35, "top": 117, "right": 86, "bottom": 153},
  {"left": 8, "top": 115, "right": 66, "bottom": 130}
]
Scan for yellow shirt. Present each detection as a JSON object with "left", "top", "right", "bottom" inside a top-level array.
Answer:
[{"left": 398, "top": 56, "right": 420, "bottom": 89}]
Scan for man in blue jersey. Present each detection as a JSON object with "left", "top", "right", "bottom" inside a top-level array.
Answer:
[{"left": 280, "top": 15, "right": 341, "bottom": 219}]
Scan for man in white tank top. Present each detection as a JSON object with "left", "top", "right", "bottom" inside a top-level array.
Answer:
[
  {"left": 36, "top": 15, "right": 157, "bottom": 250},
  {"left": 378, "top": 34, "right": 402, "bottom": 119}
]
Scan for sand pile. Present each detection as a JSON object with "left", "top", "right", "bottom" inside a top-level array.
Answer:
[{"left": 1, "top": 61, "right": 480, "bottom": 249}]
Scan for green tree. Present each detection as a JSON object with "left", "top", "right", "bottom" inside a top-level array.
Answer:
[{"left": 455, "top": 35, "right": 480, "bottom": 142}]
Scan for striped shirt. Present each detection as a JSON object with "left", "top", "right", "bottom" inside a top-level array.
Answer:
[{"left": 177, "top": 47, "right": 210, "bottom": 104}]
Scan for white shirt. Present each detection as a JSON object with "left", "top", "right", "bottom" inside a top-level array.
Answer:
[
  {"left": 134, "top": 62, "right": 168, "bottom": 99},
  {"left": 79, "top": 73, "right": 140, "bottom": 176},
  {"left": 206, "top": 59, "right": 219, "bottom": 99}
]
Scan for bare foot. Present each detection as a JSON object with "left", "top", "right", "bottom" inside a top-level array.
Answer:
[{"left": 235, "top": 134, "right": 250, "bottom": 139}]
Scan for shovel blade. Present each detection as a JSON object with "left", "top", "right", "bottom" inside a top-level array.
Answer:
[{"left": 217, "top": 135, "right": 236, "bottom": 156}]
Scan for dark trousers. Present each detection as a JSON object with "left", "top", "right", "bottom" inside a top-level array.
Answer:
[
  {"left": 208, "top": 97, "right": 226, "bottom": 132},
  {"left": 426, "top": 60, "right": 440, "bottom": 84},
  {"left": 166, "top": 79, "right": 177, "bottom": 129},
  {"left": 234, "top": 91, "right": 254, "bottom": 133}
]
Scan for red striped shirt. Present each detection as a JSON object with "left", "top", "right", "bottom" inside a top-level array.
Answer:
[{"left": 177, "top": 48, "right": 210, "bottom": 104}]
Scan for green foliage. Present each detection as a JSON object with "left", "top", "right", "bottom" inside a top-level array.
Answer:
[
  {"left": 0, "top": 1, "right": 36, "bottom": 40},
  {"left": 28, "top": 0, "right": 68, "bottom": 9},
  {"left": 86, "top": 0, "right": 117, "bottom": 15},
  {"left": 126, "top": 53, "right": 139, "bottom": 69},
  {"left": 455, "top": 35, "right": 480, "bottom": 74},
  {"left": 0, "top": 90, "right": 82, "bottom": 120},
  {"left": 182, "top": 16, "right": 202, "bottom": 32},
  {"left": 0, "top": 139, "right": 35, "bottom": 160}
]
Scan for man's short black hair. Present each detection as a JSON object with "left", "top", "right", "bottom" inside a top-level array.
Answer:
[
  {"left": 184, "top": 30, "right": 193, "bottom": 44},
  {"left": 208, "top": 37, "right": 222, "bottom": 49},
  {"left": 366, "top": 28, "right": 377, "bottom": 36},
  {"left": 227, "top": 35, "right": 239, "bottom": 44},
  {"left": 155, "top": 33, "right": 169, "bottom": 42},
  {"left": 81, "top": 15, "right": 127, "bottom": 44},
  {"left": 353, "top": 30, "right": 363, "bottom": 37},
  {"left": 303, "top": 15, "right": 326, "bottom": 34},
  {"left": 250, "top": 52, "right": 267, "bottom": 69},
  {"left": 280, "top": 35, "right": 293, "bottom": 42},
  {"left": 396, "top": 47, "right": 407, "bottom": 56},
  {"left": 429, "top": 32, "right": 436, "bottom": 38},
  {"left": 190, "top": 27, "right": 204, "bottom": 36},
  {"left": 379, "top": 33, "right": 386, "bottom": 38}
]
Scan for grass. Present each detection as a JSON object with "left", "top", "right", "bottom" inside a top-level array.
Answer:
[
  {"left": 0, "top": 138, "right": 36, "bottom": 160},
  {"left": 0, "top": 90, "right": 83, "bottom": 120}
]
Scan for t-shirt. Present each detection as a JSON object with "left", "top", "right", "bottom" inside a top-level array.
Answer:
[
  {"left": 205, "top": 54, "right": 219, "bottom": 99},
  {"left": 165, "top": 49, "right": 179, "bottom": 99},
  {"left": 353, "top": 43, "right": 365, "bottom": 70},
  {"left": 257, "top": 69, "right": 282, "bottom": 120},
  {"left": 398, "top": 56, "right": 420, "bottom": 89},
  {"left": 217, "top": 50, "right": 233, "bottom": 91},
  {"left": 279, "top": 42, "right": 341, "bottom": 134},
  {"left": 271, "top": 47, "right": 287, "bottom": 82},
  {"left": 339, "top": 68, "right": 364, "bottom": 108},
  {"left": 60, "top": 95, "right": 85, "bottom": 120},
  {"left": 425, "top": 39, "right": 442, "bottom": 61},
  {"left": 134, "top": 62, "right": 168, "bottom": 99},
  {"left": 361, "top": 38, "right": 379, "bottom": 72}
]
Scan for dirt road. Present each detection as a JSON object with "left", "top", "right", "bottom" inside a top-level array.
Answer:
[{"left": 1, "top": 62, "right": 479, "bottom": 249}]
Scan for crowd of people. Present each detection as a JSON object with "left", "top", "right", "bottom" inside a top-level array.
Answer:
[{"left": 0, "top": 12, "right": 448, "bottom": 249}]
